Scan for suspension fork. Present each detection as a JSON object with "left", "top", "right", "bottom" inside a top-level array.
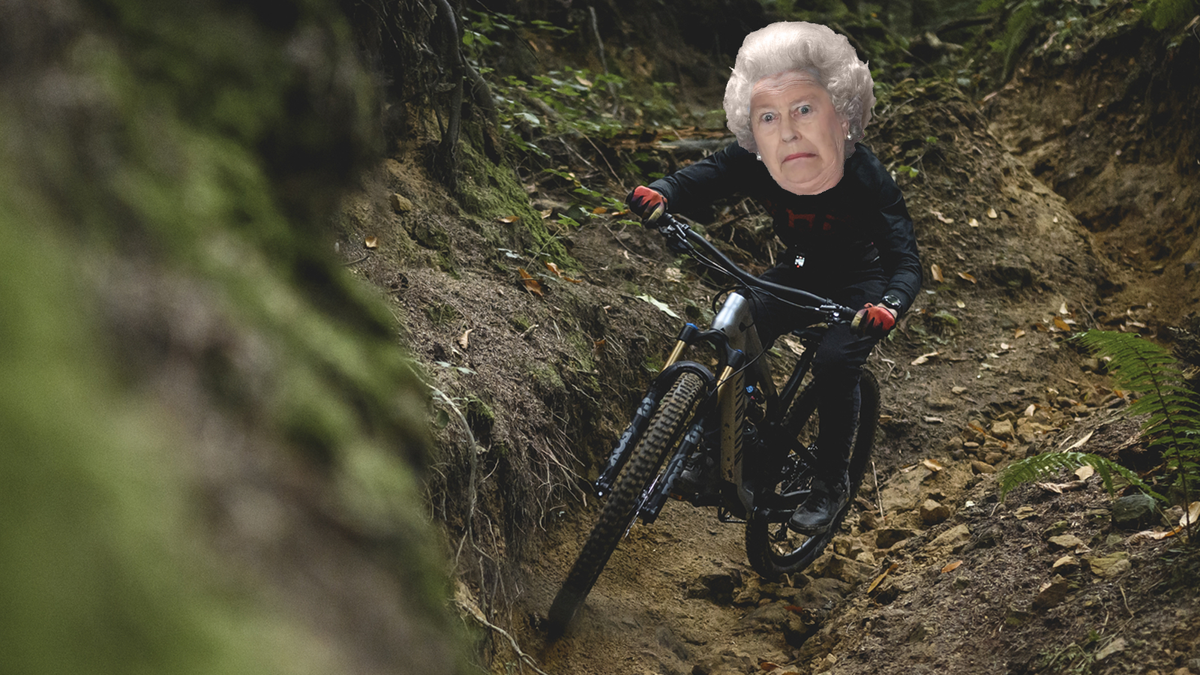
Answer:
[{"left": 593, "top": 323, "right": 720, "bottom": 498}]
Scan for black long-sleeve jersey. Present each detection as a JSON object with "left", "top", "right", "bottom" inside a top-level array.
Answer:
[{"left": 649, "top": 142, "right": 922, "bottom": 314}]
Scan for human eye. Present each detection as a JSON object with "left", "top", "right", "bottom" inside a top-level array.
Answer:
[
  {"left": 759, "top": 111, "right": 777, "bottom": 124},
  {"left": 793, "top": 103, "right": 813, "bottom": 116}
]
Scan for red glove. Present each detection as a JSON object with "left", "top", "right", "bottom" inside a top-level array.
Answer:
[
  {"left": 852, "top": 303, "right": 897, "bottom": 338},
  {"left": 626, "top": 186, "right": 666, "bottom": 223}
]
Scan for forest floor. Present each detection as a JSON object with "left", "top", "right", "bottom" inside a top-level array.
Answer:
[{"left": 336, "top": 31, "right": 1200, "bottom": 675}]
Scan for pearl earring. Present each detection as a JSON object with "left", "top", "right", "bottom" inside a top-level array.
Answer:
[
  {"left": 846, "top": 133, "right": 853, "bottom": 140},
  {"left": 755, "top": 152, "right": 762, "bottom": 161}
]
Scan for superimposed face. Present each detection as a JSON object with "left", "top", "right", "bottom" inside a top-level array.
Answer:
[{"left": 750, "top": 69, "right": 849, "bottom": 195}]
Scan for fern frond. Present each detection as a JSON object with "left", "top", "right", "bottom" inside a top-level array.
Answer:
[
  {"left": 1073, "top": 331, "right": 1199, "bottom": 539},
  {"left": 1000, "top": 451, "right": 1166, "bottom": 502}
]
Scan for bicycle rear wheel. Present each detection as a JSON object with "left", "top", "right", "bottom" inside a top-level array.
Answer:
[
  {"left": 744, "top": 370, "right": 879, "bottom": 580},
  {"left": 547, "top": 371, "right": 705, "bottom": 638}
]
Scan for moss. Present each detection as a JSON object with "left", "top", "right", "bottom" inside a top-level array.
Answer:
[
  {"left": 0, "top": 1, "right": 472, "bottom": 673},
  {"left": 454, "top": 136, "right": 576, "bottom": 270},
  {"left": 509, "top": 315, "right": 534, "bottom": 332},
  {"left": 528, "top": 362, "right": 566, "bottom": 393}
]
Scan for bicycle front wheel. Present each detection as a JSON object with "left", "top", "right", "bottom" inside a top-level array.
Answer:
[
  {"left": 547, "top": 370, "right": 705, "bottom": 638},
  {"left": 745, "top": 370, "right": 879, "bottom": 580}
]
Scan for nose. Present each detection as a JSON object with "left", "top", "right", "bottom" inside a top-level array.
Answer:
[{"left": 782, "top": 116, "right": 802, "bottom": 142}]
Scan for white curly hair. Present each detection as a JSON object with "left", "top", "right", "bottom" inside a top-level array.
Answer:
[{"left": 724, "top": 22, "right": 876, "bottom": 158}]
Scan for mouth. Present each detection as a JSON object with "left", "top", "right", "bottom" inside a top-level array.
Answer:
[{"left": 783, "top": 152, "right": 817, "bottom": 162}]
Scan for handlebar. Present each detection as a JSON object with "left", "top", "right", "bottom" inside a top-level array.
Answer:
[{"left": 653, "top": 213, "right": 857, "bottom": 325}]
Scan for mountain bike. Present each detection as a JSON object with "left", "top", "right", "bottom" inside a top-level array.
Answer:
[{"left": 546, "top": 213, "right": 879, "bottom": 638}]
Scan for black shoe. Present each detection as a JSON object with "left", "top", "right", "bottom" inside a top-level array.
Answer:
[
  {"left": 673, "top": 456, "right": 718, "bottom": 496},
  {"left": 789, "top": 474, "right": 849, "bottom": 534}
]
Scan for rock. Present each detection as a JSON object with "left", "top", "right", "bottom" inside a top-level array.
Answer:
[
  {"left": 970, "top": 460, "right": 996, "bottom": 474},
  {"left": 1089, "top": 552, "right": 1131, "bottom": 578},
  {"left": 920, "top": 499, "right": 952, "bottom": 526},
  {"left": 1033, "top": 574, "right": 1073, "bottom": 610},
  {"left": 859, "top": 509, "right": 881, "bottom": 531},
  {"left": 1052, "top": 555, "right": 1081, "bottom": 573},
  {"left": 1111, "top": 493, "right": 1158, "bottom": 530},
  {"left": 1048, "top": 534, "right": 1084, "bottom": 550},
  {"left": 815, "top": 553, "right": 873, "bottom": 585},
  {"left": 984, "top": 452, "right": 1005, "bottom": 466},
  {"left": 1044, "top": 520, "right": 1070, "bottom": 537},
  {"left": 880, "top": 469, "right": 928, "bottom": 513},
  {"left": 1095, "top": 637, "right": 1127, "bottom": 661},
  {"left": 686, "top": 572, "right": 737, "bottom": 604},
  {"left": 952, "top": 386, "right": 967, "bottom": 394},
  {"left": 832, "top": 535, "right": 867, "bottom": 559},
  {"left": 874, "top": 528, "right": 915, "bottom": 550},
  {"left": 930, "top": 523, "right": 972, "bottom": 553},
  {"left": 991, "top": 420, "right": 1015, "bottom": 440},
  {"left": 389, "top": 192, "right": 414, "bottom": 212}
]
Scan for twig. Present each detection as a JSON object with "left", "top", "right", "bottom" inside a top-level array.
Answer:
[
  {"left": 872, "top": 460, "right": 884, "bottom": 519},
  {"left": 343, "top": 252, "right": 370, "bottom": 266},
  {"left": 1119, "top": 584, "right": 1134, "bottom": 619}
]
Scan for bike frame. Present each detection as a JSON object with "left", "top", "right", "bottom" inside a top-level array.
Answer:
[{"left": 593, "top": 214, "right": 852, "bottom": 525}]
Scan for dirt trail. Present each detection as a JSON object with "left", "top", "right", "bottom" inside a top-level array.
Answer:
[{"left": 350, "top": 35, "right": 1200, "bottom": 674}]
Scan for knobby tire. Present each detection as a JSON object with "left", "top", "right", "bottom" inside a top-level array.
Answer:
[
  {"left": 547, "top": 371, "right": 705, "bottom": 638},
  {"left": 744, "top": 370, "right": 880, "bottom": 580}
]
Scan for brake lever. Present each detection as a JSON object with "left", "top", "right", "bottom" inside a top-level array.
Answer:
[{"left": 655, "top": 217, "right": 692, "bottom": 254}]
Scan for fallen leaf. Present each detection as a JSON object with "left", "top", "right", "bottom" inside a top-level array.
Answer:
[
  {"left": 911, "top": 350, "right": 940, "bottom": 365},
  {"left": 922, "top": 458, "right": 946, "bottom": 472},
  {"left": 364, "top": 235, "right": 378, "bottom": 249},
  {"left": 956, "top": 300, "right": 966, "bottom": 308},
  {"left": 1065, "top": 430, "right": 1094, "bottom": 451},
  {"left": 958, "top": 271, "right": 977, "bottom": 284},
  {"left": 1183, "top": 501, "right": 1200, "bottom": 528},
  {"left": 931, "top": 263, "right": 945, "bottom": 283},
  {"left": 540, "top": 209, "right": 553, "bottom": 219},
  {"left": 592, "top": 206, "right": 608, "bottom": 215},
  {"left": 593, "top": 339, "right": 606, "bottom": 357},
  {"left": 1053, "top": 316, "right": 1072, "bottom": 331},
  {"left": 1024, "top": 404, "right": 1036, "bottom": 416},
  {"left": 497, "top": 215, "right": 519, "bottom": 223},
  {"left": 941, "top": 560, "right": 963, "bottom": 574},
  {"left": 1000, "top": 342, "right": 1010, "bottom": 350},
  {"left": 545, "top": 261, "right": 563, "bottom": 277},
  {"left": 664, "top": 267, "right": 683, "bottom": 283},
  {"left": 575, "top": 74, "right": 593, "bottom": 87},
  {"left": 1074, "top": 465, "right": 1095, "bottom": 481},
  {"left": 969, "top": 218, "right": 980, "bottom": 228},
  {"left": 987, "top": 207, "right": 998, "bottom": 219},
  {"left": 759, "top": 661, "right": 780, "bottom": 671},
  {"left": 457, "top": 328, "right": 473, "bottom": 350},
  {"left": 924, "top": 416, "right": 944, "bottom": 424},
  {"left": 1014, "top": 329, "right": 1026, "bottom": 338},
  {"left": 636, "top": 294, "right": 680, "bottom": 319},
  {"left": 931, "top": 210, "right": 954, "bottom": 224},
  {"left": 1059, "top": 301, "right": 1070, "bottom": 315},
  {"left": 517, "top": 268, "right": 544, "bottom": 296}
]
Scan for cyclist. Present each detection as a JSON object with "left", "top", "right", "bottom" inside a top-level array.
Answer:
[{"left": 627, "top": 21, "right": 921, "bottom": 534}]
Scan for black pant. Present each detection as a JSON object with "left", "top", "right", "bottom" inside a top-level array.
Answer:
[{"left": 748, "top": 261, "right": 886, "bottom": 478}]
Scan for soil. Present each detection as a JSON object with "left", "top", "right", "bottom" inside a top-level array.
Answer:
[{"left": 338, "top": 22, "right": 1200, "bottom": 675}]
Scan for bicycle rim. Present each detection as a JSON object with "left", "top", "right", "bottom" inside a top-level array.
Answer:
[
  {"left": 546, "top": 371, "right": 705, "bottom": 638},
  {"left": 745, "top": 370, "right": 880, "bottom": 580}
]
